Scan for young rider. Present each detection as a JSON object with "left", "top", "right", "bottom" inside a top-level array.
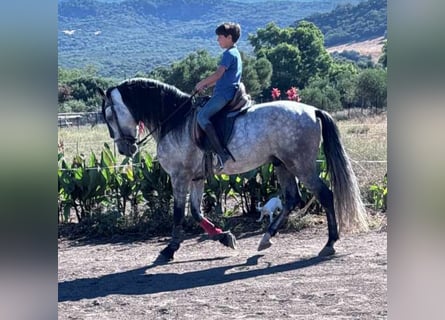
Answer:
[{"left": 195, "top": 22, "right": 242, "bottom": 171}]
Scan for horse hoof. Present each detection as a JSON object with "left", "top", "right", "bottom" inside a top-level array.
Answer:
[
  {"left": 258, "top": 232, "right": 273, "bottom": 251},
  {"left": 156, "top": 246, "right": 175, "bottom": 263},
  {"left": 318, "top": 246, "right": 335, "bottom": 257},
  {"left": 219, "top": 231, "right": 238, "bottom": 250},
  {"left": 153, "top": 254, "right": 171, "bottom": 264}
]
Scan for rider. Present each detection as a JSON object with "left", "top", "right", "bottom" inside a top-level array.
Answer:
[{"left": 195, "top": 22, "right": 242, "bottom": 171}]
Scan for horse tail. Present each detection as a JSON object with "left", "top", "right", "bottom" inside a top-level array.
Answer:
[{"left": 315, "top": 109, "right": 369, "bottom": 234}]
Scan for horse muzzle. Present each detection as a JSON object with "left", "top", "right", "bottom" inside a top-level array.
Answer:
[{"left": 116, "top": 140, "right": 138, "bottom": 157}]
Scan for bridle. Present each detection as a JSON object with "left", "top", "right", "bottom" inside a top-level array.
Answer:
[{"left": 107, "top": 103, "right": 137, "bottom": 145}]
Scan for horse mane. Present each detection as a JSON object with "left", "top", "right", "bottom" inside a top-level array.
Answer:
[{"left": 115, "top": 77, "right": 192, "bottom": 139}]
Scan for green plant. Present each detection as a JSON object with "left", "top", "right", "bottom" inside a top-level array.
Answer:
[
  {"left": 369, "top": 174, "right": 387, "bottom": 210},
  {"left": 58, "top": 151, "right": 107, "bottom": 222}
]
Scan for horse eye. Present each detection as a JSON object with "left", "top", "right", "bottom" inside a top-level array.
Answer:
[{"left": 105, "top": 108, "right": 114, "bottom": 122}]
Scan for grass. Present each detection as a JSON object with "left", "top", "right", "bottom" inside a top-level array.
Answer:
[
  {"left": 58, "top": 123, "right": 157, "bottom": 163},
  {"left": 336, "top": 112, "right": 387, "bottom": 195}
]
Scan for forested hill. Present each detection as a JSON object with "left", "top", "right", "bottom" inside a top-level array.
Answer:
[
  {"left": 58, "top": 0, "right": 367, "bottom": 78},
  {"left": 301, "top": 0, "right": 386, "bottom": 46}
]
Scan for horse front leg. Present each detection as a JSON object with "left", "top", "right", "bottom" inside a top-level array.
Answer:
[
  {"left": 157, "top": 178, "right": 189, "bottom": 262},
  {"left": 190, "top": 179, "right": 237, "bottom": 249}
]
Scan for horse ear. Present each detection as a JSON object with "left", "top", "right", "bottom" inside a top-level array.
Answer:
[{"left": 97, "top": 87, "right": 106, "bottom": 99}]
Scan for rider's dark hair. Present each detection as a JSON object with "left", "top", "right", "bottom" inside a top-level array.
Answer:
[{"left": 215, "top": 22, "right": 241, "bottom": 43}]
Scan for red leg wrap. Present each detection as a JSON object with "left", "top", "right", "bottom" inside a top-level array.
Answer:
[{"left": 199, "top": 218, "right": 223, "bottom": 236}]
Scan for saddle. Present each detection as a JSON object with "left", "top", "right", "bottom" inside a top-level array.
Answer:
[{"left": 192, "top": 82, "right": 252, "bottom": 154}]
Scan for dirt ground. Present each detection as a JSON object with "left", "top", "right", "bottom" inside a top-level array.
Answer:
[{"left": 58, "top": 215, "right": 387, "bottom": 320}]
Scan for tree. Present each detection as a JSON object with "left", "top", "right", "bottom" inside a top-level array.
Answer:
[
  {"left": 355, "top": 68, "right": 387, "bottom": 110},
  {"left": 290, "top": 21, "right": 332, "bottom": 87},
  {"left": 241, "top": 54, "right": 273, "bottom": 101},
  {"left": 378, "top": 39, "right": 387, "bottom": 68},
  {"left": 328, "top": 62, "right": 359, "bottom": 109},
  {"left": 58, "top": 66, "right": 115, "bottom": 113},
  {"left": 249, "top": 22, "right": 292, "bottom": 54},
  {"left": 254, "top": 57, "right": 273, "bottom": 90},
  {"left": 266, "top": 43, "right": 301, "bottom": 90},
  {"left": 58, "top": 84, "right": 72, "bottom": 104},
  {"left": 300, "top": 77, "right": 342, "bottom": 112},
  {"left": 249, "top": 21, "right": 333, "bottom": 92},
  {"left": 151, "top": 50, "right": 218, "bottom": 93},
  {"left": 65, "top": 76, "right": 114, "bottom": 110},
  {"left": 60, "top": 99, "right": 87, "bottom": 113}
]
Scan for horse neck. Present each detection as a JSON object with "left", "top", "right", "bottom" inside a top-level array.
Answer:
[
  {"left": 140, "top": 89, "right": 192, "bottom": 140},
  {"left": 154, "top": 111, "right": 195, "bottom": 149}
]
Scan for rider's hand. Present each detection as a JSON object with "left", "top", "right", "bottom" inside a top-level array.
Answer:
[{"left": 195, "top": 82, "right": 207, "bottom": 93}]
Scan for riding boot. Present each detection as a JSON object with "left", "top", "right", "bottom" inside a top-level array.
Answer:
[{"left": 202, "top": 123, "right": 230, "bottom": 171}]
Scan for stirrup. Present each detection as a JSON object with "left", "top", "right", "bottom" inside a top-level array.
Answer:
[
  {"left": 215, "top": 155, "right": 225, "bottom": 171},
  {"left": 215, "top": 153, "right": 229, "bottom": 171}
]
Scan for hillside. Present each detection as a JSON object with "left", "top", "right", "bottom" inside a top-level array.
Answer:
[
  {"left": 326, "top": 36, "right": 385, "bottom": 63},
  {"left": 302, "top": 0, "right": 386, "bottom": 46},
  {"left": 58, "top": 0, "right": 362, "bottom": 78}
]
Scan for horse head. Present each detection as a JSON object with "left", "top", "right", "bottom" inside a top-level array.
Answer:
[
  {"left": 98, "top": 78, "right": 193, "bottom": 157},
  {"left": 97, "top": 85, "right": 139, "bottom": 157}
]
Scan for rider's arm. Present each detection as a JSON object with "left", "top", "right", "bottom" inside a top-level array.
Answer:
[{"left": 195, "top": 65, "right": 226, "bottom": 92}]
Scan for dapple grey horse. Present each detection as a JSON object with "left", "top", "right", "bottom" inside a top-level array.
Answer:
[{"left": 98, "top": 77, "right": 368, "bottom": 262}]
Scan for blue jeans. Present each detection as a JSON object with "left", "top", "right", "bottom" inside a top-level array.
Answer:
[{"left": 197, "top": 94, "right": 230, "bottom": 129}]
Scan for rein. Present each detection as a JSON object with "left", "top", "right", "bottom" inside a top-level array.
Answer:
[{"left": 136, "top": 90, "right": 198, "bottom": 146}]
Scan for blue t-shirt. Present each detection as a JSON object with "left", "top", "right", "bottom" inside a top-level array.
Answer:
[{"left": 214, "top": 46, "right": 242, "bottom": 100}]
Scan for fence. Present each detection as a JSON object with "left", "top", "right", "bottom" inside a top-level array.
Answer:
[{"left": 58, "top": 112, "right": 104, "bottom": 128}]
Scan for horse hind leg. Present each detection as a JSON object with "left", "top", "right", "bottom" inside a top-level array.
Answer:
[
  {"left": 300, "top": 174, "right": 339, "bottom": 257},
  {"left": 258, "top": 164, "right": 302, "bottom": 250},
  {"left": 258, "top": 164, "right": 339, "bottom": 257}
]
